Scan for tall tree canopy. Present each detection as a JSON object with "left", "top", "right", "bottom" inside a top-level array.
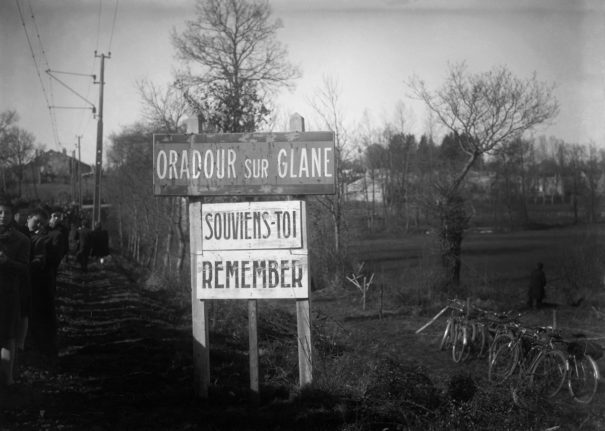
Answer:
[
  {"left": 410, "top": 63, "right": 559, "bottom": 193},
  {"left": 172, "top": 0, "right": 299, "bottom": 133},
  {"left": 409, "top": 63, "right": 559, "bottom": 287}
]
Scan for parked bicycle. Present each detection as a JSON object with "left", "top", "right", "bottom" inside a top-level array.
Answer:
[
  {"left": 488, "top": 325, "right": 566, "bottom": 394},
  {"left": 564, "top": 336, "right": 601, "bottom": 404}
]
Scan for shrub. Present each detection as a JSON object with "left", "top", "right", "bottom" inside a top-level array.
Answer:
[{"left": 361, "top": 357, "right": 442, "bottom": 429}]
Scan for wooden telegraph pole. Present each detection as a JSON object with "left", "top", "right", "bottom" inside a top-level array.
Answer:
[
  {"left": 93, "top": 52, "right": 109, "bottom": 225},
  {"left": 76, "top": 135, "right": 82, "bottom": 208}
]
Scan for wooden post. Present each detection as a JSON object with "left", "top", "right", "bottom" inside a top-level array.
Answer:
[
  {"left": 552, "top": 308, "right": 557, "bottom": 330},
  {"left": 290, "top": 113, "right": 312, "bottom": 386},
  {"left": 189, "top": 197, "right": 210, "bottom": 398},
  {"left": 248, "top": 299, "right": 259, "bottom": 403},
  {"left": 186, "top": 117, "right": 211, "bottom": 399}
]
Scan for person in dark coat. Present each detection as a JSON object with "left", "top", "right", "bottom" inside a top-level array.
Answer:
[
  {"left": 48, "top": 209, "right": 69, "bottom": 265},
  {"left": 48, "top": 210, "right": 68, "bottom": 274},
  {"left": 11, "top": 202, "right": 30, "bottom": 237},
  {"left": 75, "top": 218, "right": 92, "bottom": 273},
  {"left": 0, "top": 197, "right": 30, "bottom": 385},
  {"left": 528, "top": 262, "right": 547, "bottom": 309},
  {"left": 27, "top": 208, "right": 58, "bottom": 359}
]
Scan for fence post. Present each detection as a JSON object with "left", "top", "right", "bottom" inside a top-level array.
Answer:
[
  {"left": 290, "top": 113, "right": 312, "bottom": 386},
  {"left": 186, "top": 118, "right": 210, "bottom": 399}
]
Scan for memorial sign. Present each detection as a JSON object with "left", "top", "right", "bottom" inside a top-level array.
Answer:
[
  {"left": 197, "top": 200, "right": 309, "bottom": 300},
  {"left": 153, "top": 132, "right": 335, "bottom": 196}
]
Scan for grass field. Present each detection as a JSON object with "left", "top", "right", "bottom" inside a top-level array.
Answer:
[{"left": 288, "top": 223, "right": 605, "bottom": 429}]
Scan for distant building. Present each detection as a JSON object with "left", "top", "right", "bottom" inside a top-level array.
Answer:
[
  {"left": 346, "top": 171, "right": 386, "bottom": 203},
  {"left": 18, "top": 148, "right": 94, "bottom": 204}
]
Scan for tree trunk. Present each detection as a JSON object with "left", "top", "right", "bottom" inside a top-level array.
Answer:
[
  {"left": 437, "top": 193, "right": 469, "bottom": 287},
  {"left": 118, "top": 204, "right": 124, "bottom": 250}
]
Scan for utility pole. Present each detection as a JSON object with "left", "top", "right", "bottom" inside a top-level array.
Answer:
[
  {"left": 76, "top": 135, "right": 82, "bottom": 209},
  {"left": 93, "top": 51, "right": 110, "bottom": 226}
]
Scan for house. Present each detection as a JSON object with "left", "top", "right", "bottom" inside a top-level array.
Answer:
[
  {"left": 17, "top": 149, "right": 94, "bottom": 205},
  {"left": 346, "top": 171, "right": 386, "bottom": 203}
]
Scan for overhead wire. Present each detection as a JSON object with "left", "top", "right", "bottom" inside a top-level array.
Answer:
[
  {"left": 107, "top": 0, "right": 120, "bottom": 53},
  {"left": 76, "top": 0, "right": 105, "bottom": 141},
  {"left": 17, "top": 0, "right": 120, "bottom": 150},
  {"left": 15, "top": 0, "right": 61, "bottom": 148},
  {"left": 96, "top": 0, "right": 103, "bottom": 52},
  {"left": 26, "top": 0, "right": 61, "bottom": 149}
]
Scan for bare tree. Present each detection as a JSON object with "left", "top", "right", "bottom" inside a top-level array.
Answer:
[
  {"left": 583, "top": 143, "right": 604, "bottom": 223},
  {"left": 409, "top": 63, "right": 559, "bottom": 286},
  {"left": 307, "top": 75, "right": 349, "bottom": 255},
  {"left": 136, "top": 79, "right": 189, "bottom": 133},
  {"left": 0, "top": 110, "right": 19, "bottom": 193},
  {"left": 136, "top": 79, "right": 191, "bottom": 273},
  {"left": 4, "top": 127, "right": 36, "bottom": 196},
  {"left": 172, "top": 0, "right": 299, "bottom": 132}
]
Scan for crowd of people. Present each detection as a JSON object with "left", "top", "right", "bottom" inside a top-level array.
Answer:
[{"left": 0, "top": 196, "right": 109, "bottom": 388}]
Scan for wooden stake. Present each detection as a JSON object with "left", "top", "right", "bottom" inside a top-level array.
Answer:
[
  {"left": 248, "top": 299, "right": 259, "bottom": 403},
  {"left": 290, "top": 113, "right": 312, "bottom": 386},
  {"left": 189, "top": 196, "right": 210, "bottom": 398}
]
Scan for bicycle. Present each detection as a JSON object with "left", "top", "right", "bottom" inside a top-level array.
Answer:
[
  {"left": 438, "top": 300, "right": 465, "bottom": 352},
  {"left": 451, "top": 307, "right": 490, "bottom": 363},
  {"left": 505, "top": 328, "right": 568, "bottom": 409},
  {"left": 565, "top": 337, "right": 601, "bottom": 404},
  {"left": 488, "top": 325, "right": 567, "bottom": 396}
]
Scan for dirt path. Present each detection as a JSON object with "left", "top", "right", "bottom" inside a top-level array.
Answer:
[{"left": 1, "top": 260, "right": 197, "bottom": 431}]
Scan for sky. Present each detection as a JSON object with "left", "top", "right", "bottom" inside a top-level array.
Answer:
[{"left": 1, "top": 0, "right": 604, "bottom": 165}]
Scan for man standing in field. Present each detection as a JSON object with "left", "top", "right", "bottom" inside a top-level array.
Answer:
[{"left": 528, "top": 262, "right": 547, "bottom": 309}]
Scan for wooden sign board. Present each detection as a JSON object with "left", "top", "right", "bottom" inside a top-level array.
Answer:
[
  {"left": 196, "top": 250, "right": 309, "bottom": 300},
  {"left": 153, "top": 132, "right": 335, "bottom": 196},
  {"left": 202, "top": 201, "right": 304, "bottom": 250}
]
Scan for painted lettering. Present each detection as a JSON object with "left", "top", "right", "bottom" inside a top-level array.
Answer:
[{"left": 156, "top": 151, "right": 167, "bottom": 179}]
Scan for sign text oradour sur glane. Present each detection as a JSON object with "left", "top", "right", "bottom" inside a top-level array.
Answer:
[{"left": 153, "top": 132, "right": 335, "bottom": 196}]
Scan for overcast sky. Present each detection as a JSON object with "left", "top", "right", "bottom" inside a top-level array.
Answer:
[{"left": 1, "top": 0, "right": 603, "bottom": 164}]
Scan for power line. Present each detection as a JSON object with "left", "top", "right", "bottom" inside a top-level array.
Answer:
[
  {"left": 46, "top": 70, "right": 97, "bottom": 113},
  {"left": 78, "top": 0, "right": 105, "bottom": 138},
  {"left": 107, "top": 0, "right": 120, "bottom": 53},
  {"left": 96, "top": 0, "right": 103, "bottom": 52},
  {"left": 26, "top": 0, "right": 61, "bottom": 148},
  {"left": 15, "top": 0, "right": 60, "bottom": 147}
]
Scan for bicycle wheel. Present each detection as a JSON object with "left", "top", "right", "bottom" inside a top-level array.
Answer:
[
  {"left": 529, "top": 349, "right": 568, "bottom": 398},
  {"left": 452, "top": 323, "right": 470, "bottom": 363},
  {"left": 439, "top": 318, "right": 455, "bottom": 351},
  {"left": 568, "top": 354, "right": 600, "bottom": 404},
  {"left": 474, "top": 323, "right": 488, "bottom": 358},
  {"left": 489, "top": 332, "right": 514, "bottom": 364},
  {"left": 488, "top": 341, "right": 519, "bottom": 385}
]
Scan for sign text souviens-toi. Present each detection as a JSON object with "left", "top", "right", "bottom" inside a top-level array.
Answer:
[
  {"left": 201, "top": 201, "right": 304, "bottom": 250},
  {"left": 196, "top": 251, "right": 309, "bottom": 300},
  {"left": 153, "top": 132, "right": 335, "bottom": 196}
]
